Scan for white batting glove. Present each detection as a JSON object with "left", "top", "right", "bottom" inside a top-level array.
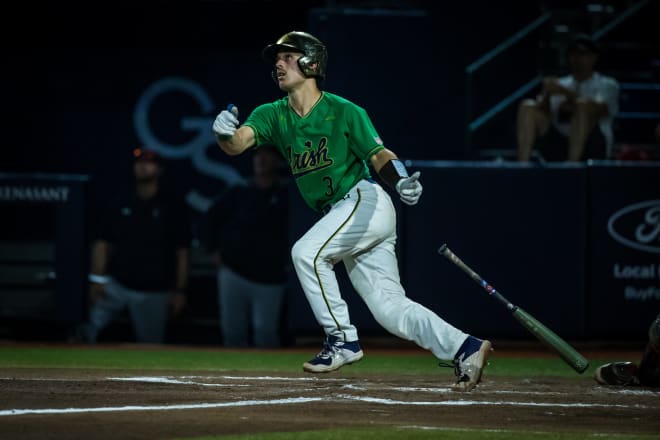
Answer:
[
  {"left": 212, "top": 104, "right": 239, "bottom": 139},
  {"left": 395, "top": 171, "right": 423, "bottom": 206}
]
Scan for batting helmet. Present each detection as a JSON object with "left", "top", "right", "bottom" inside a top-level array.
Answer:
[{"left": 262, "top": 31, "right": 328, "bottom": 79}]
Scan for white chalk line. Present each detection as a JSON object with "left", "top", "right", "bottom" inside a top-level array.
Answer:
[
  {"left": 0, "top": 397, "right": 322, "bottom": 416},
  {"left": 0, "top": 375, "right": 346, "bottom": 383},
  {"left": 2, "top": 393, "right": 648, "bottom": 417},
  {"left": 388, "top": 386, "right": 452, "bottom": 393},
  {"left": 337, "top": 394, "right": 651, "bottom": 409},
  {"left": 214, "top": 375, "right": 346, "bottom": 382},
  {"left": 598, "top": 387, "right": 660, "bottom": 396},
  {"left": 109, "top": 377, "right": 249, "bottom": 387},
  {"left": 6, "top": 376, "right": 657, "bottom": 396},
  {"left": 1, "top": 375, "right": 656, "bottom": 417}
]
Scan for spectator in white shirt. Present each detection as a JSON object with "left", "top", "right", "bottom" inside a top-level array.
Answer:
[{"left": 516, "top": 33, "right": 620, "bottom": 162}]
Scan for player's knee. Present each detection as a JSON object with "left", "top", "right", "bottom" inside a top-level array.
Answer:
[
  {"left": 518, "top": 99, "right": 540, "bottom": 117},
  {"left": 519, "top": 99, "right": 537, "bottom": 110},
  {"left": 368, "top": 294, "right": 410, "bottom": 332},
  {"left": 517, "top": 99, "right": 547, "bottom": 128}
]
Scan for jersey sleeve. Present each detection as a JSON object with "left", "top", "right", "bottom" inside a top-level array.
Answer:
[
  {"left": 345, "top": 104, "right": 385, "bottom": 160},
  {"left": 243, "top": 103, "right": 279, "bottom": 147}
]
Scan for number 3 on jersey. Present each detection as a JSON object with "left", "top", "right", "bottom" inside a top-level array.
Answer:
[{"left": 323, "top": 176, "right": 334, "bottom": 197}]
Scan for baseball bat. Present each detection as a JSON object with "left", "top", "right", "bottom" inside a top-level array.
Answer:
[{"left": 438, "top": 244, "right": 589, "bottom": 374}]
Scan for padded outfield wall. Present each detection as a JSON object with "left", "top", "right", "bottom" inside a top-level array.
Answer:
[{"left": 286, "top": 162, "right": 660, "bottom": 341}]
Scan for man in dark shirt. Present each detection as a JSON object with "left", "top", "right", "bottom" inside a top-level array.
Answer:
[
  {"left": 79, "top": 147, "right": 191, "bottom": 343},
  {"left": 205, "top": 145, "right": 289, "bottom": 347}
]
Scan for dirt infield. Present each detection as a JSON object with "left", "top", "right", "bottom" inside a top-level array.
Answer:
[{"left": 1, "top": 351, "right": 659, "bottom": 440}]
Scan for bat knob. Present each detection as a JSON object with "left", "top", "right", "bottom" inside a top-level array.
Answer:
[{"left": 438, "top": 244, "right": 448, "bottom": 254}]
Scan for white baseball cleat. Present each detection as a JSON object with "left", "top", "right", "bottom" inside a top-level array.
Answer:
[
  {"left": 452, "top": 336, "right": 493, "bottom": 391},
  {"left": 303, "top": 335, "right": 364, "bottom": 373}
]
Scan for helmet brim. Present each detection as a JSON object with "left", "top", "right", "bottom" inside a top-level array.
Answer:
[{"left": 262, "top": 43, "right": 305, "bottom": 64}]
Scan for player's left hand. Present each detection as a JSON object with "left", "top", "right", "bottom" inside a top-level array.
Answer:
[{"left": 396, "top": 171, "right": 422, "bottom": 206}]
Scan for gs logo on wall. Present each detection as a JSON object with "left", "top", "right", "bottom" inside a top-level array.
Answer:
[
  {"left": 608, "top": 200, "right": 660, "bottom": 254},
  {"left": 133, "top": 77, "right": 246, "bottom": 212}
]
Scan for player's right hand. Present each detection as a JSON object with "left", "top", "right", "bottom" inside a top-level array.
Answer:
[
  {"left": 396, "top": 171, "right": 423, "bottom": 206},
  {"left": 212, "top": 105, "right": 239, "bottom": 139}
]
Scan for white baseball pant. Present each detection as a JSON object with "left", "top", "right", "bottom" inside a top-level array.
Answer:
[{"left": 291, "top": 179, "right": 468, "bottom": 360}]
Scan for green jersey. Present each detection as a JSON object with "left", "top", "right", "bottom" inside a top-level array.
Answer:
[{"left": 243, "top": 92, "right": 385, "bottom": 212}]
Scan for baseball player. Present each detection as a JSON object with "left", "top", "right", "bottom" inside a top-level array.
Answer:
[{"left": 212, "top": 31, "right": 492, "bottom": 390}]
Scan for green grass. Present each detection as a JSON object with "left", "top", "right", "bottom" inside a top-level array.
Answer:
[
  {"left": 0, "top": 346, "right": 305, "bottom": 372},
  {"left": 0, "top": 345, "right": 613, "bottom": 378}
]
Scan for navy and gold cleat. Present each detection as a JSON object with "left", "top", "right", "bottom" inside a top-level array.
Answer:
[
  {"left": 303, "top": 335, "right": 363, "bottom": 373},
  {"left": 452, "top": 336, "right": 493, "bottom": 391}
]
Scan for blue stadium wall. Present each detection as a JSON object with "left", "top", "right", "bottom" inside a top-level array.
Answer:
[
  {"left": 4, "top": 3, "right": 659, "bottom": 343},
  {"left": 286, "top": 162, "right": 660, "bottom": 341}
]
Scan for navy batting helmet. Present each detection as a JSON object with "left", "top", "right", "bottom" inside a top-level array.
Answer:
[{"left": 262, "top": 31, "right": 328, "bottom": 79}]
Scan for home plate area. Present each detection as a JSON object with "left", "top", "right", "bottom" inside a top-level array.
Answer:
[{"left": 1, "top": 370, "right": 659, "bottom": 439}]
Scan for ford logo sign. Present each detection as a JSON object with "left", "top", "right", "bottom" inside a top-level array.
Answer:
[{"left": 607, "top": 200, "right": 660, "bottom": 254}]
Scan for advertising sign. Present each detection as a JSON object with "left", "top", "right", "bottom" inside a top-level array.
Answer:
[{"left": 588, "top": 163, "right": 660, "bottom": 338}]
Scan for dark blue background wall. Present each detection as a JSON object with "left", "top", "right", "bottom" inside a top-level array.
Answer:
[
  {"left": 285, "top": 162, "right": 659, "bottom": 342},
  {"left": 2, "top": 1, "right": 659, "bottom": 344}
]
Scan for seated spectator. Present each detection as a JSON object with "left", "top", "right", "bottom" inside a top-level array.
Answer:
[{"left": 516, "top": 33, "right": 620, "bottom": 162}]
